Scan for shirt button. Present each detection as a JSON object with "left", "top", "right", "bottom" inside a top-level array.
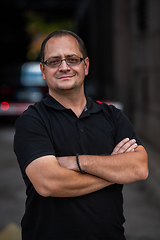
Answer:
[{"left": 80, "top": 129, "right": 84, "bottom": 133}]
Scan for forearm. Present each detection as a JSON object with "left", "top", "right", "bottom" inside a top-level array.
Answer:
[
  {"left": 58, "top": 139, "right": 148, "bottom": 185},
  {"left": 79, "top": 146, "right": 148, "bottom": 184},
  {"left": 26, "top": 155, "right": 113, "bottom": 198},
  {"left": 50, "top": 169, "right": 113, "bottom": 197}
]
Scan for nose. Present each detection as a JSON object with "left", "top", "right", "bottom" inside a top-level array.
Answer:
[{"left": 58, "top": 59, "right": 70, "bottom": 71}]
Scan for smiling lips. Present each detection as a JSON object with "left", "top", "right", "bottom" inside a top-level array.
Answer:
[{"left": 57, "top": 74, "right": 76, "bottom": 79}]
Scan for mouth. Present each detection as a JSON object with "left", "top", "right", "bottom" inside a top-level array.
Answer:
[{"left": 57, "top": 74, "right": 76, "bottom": 80}]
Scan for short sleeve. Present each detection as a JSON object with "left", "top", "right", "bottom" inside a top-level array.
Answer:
[
  {"left": 113, "top": 107, "right": 142, "bottom": 146},
  {"left": 14, "top": 114, "right": 55, "bottom": 173}
]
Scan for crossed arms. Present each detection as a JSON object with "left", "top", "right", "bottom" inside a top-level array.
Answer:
[{"left": 26, "top": 138, "right": 148, "bottom": 198}]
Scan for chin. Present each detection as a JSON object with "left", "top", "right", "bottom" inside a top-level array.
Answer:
[
  {"left": 56, "top": 82, "right": 77, "bottom": 91},
  {"left": 58, "top": 86, "right": 75, "bottom": 91}
]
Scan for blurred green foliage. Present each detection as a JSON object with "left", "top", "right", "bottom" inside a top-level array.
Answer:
[{"left": 23, "top": 10, "right": 73, "bottom": 60}]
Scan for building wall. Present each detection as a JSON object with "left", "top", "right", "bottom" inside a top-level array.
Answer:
[
  {"left": 130, "top": 0, "right": 160, "bottom": 148},
  {"left": 112, "top": 0, "right": 160, "bottom": 148},
  {"left": 112, "top": 0, "right": 133, "bottom": 116}
]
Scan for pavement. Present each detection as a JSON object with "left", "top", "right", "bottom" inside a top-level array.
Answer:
[
  {"left": 0, "top": 223, "right": 21, "bottom": 240},
  {"left": 124, "top": 138, "right": 160, "bottom": 240},
  {"left": 0, "top": 126, "right": 160, "bottom": 240}
]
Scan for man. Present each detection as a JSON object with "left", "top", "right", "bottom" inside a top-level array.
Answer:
[{"left": 14, "top": 30, "right": 148, "bottom": 240}]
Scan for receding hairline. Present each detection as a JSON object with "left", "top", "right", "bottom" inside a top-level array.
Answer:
[{"left": 44, "top": 34, "right": 82, "bottom": 58}]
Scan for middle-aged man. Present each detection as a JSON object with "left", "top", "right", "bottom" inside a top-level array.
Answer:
[{"left": 14, "top": 30, "right": 148, "bottom": 240}]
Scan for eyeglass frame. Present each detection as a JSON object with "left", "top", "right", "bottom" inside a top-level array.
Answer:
[{"left": 42, "top": 56, "right": 85, "bottom": 68}]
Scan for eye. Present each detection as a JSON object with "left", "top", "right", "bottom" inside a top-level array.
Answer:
[
  {"left": 67, "top": 57, "right": 80, "bottom": 64},
  {"left": 48, "top": 59, "right": 61, "bottom": 66}
]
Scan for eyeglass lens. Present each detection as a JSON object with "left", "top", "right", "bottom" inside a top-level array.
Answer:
[{"left": 45, "top": 57, "right": 83, "bottom": 67}]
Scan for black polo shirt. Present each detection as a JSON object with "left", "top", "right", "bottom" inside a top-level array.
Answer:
[{"left": 14, "top": 94, "right": 141, "bottom": 240}]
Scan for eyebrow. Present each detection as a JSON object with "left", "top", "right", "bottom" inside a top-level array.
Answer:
[{"left": 49, "top": 54, "right": 79, "bottom": 59}]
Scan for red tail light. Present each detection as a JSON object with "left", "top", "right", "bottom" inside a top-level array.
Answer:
[{"left": 1, "top": 102, "right": 10, "bottom": 111}]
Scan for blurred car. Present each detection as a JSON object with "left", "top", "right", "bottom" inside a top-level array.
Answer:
[{"left": 0, "top": 62, "right": 48, "bottom": 117}]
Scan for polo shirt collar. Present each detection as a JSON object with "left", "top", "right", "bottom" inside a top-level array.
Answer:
[
  {"left": 86, "top": 97, "right": 103, "bottom": 114},
  {"left": 43, "top": 94, "right": 66, "bottom": 110},
  {"left": 43, "top": 94, "right": 103, "bottom": 114}
]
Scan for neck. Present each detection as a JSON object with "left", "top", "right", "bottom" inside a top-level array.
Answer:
[{"left": 49, "top": 87, "right": 87, "bottom": 117}]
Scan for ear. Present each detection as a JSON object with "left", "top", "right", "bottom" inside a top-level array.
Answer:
[
  {"left": 84, "top": 57, "right": 89, "bottom": 76},
  {"left": 40, "top": 63, "right": 46, "bottom": 81}
]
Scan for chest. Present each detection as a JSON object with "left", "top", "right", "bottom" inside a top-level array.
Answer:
[{"left": 47, "top": 110, "right": 116, "bottom": 157}]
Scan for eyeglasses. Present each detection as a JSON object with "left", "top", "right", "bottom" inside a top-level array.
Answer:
[{"left": 43, "top": 56, "right": 85, "bottom": 68}]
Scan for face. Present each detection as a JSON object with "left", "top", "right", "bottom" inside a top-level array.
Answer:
[{"left": 40, "top": 35, "right": 89, "bottom": 96}]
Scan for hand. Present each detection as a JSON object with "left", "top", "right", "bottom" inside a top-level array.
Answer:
[{"left": 111, "top": 138, "right": 137, "bottom": 155}]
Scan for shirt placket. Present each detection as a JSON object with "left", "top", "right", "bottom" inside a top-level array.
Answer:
[{"left": 77, "top": 119, "right": 87, "bottom": 154}]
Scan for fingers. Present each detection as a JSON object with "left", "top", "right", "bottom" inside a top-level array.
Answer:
[
  {"left": 125, "top": 141, "right": 137, "bottom": 153},
  {"left": 111, "top": 138, "right": 129, "bottom": 155},
  {"left": 111, "top": 138, "right": 137, "bottom": 155}
]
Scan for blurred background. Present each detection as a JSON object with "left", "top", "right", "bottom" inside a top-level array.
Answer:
[{"left": 0, "top": 0, "right": 160, "bottom": 239}]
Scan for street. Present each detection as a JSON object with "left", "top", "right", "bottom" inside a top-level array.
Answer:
[
  {"left": 0, "top": 126, "right": 25, "bottom": 231},
  {"left": 0, "top": 126, "right": 160, "bottom": 240}
]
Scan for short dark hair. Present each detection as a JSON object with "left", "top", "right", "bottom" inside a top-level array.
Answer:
[{"left": 40, "top": 30, "right": 88, "bottom": 63}]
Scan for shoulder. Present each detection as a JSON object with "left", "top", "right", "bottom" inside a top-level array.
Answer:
[
  {"left": 100, "top": 102, "right": 131, "bottom": 126},
  {"left": 92, "top": 100, "right": 132, "bottom": 130},
  {"left": 92, "top": 99, "right": 122, "bottom": 119},
  {"left": 21, "top": 100, "right": 44, "bottom": 117},
  {"left": 15, "top": 98, "right": 48, "bottom": 127}
]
